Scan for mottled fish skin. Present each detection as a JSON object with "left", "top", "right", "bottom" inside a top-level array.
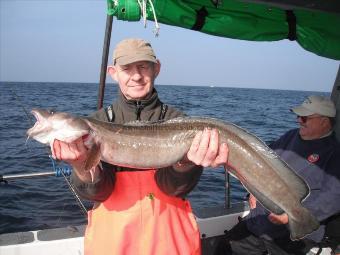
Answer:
[{"left": 27, "top": 109, "right": 319, "bottom": 240}]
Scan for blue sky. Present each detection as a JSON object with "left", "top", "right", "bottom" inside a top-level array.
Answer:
[{"left": 1, "top": 0, "right": 339, "bottom": 92}]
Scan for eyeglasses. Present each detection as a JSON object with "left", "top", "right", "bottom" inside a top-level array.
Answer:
[{"left": 297, "top": 115, "right": 322, "bottom": 123}]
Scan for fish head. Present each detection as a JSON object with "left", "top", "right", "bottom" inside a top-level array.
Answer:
[{"left": 27, "top": 109, "right": 90, "bottom": 144}]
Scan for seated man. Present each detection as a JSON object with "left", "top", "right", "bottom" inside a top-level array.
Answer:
[{"left": 215, "top": 95, "right": 340, "bottom": 255}]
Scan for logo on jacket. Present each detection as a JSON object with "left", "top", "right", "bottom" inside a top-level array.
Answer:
[{"left": 307, "top": 154, "right": 319, "bottom": 163}]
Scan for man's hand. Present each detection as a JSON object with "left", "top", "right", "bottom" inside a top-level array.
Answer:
[
  {"left": 187, "top": 128, "right": 228, "bottom": 168},
  {"left": 52, "top": 137, "right": 98, "bottom": 182},
  {"left": 248, "top": 194, "right": 257, "bottom": 209},
  {"left": 268, "top": 213, "right": 289, "bottom": 225},
  {"left": 52, "top": 137, "right": 88, "bottom": 165}
]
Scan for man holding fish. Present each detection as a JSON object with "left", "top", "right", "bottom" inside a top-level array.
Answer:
[
  {"left": 52, "top": 38, "right": 229, "bottom": 255},
  {"left": 216, "top": 95, "right": 340, "bottom": 255}
]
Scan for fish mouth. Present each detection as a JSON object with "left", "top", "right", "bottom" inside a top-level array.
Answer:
[
  {"left": 27, "top": 109, "right": 46, "bottom": 137},
  {"left": 31, "top": 110, "right": 41, "bottom": 123}
]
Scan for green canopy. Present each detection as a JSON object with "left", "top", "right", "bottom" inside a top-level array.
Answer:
[{"left": 107, "top": 0, "right": 340, "bottom": 60}]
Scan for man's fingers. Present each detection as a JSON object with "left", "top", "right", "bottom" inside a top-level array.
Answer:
[
  {"left": 68, "top": 137, "right": 86, "bottom": 160},
  {"left": 201, "top": 129, "right": 219, "bottom": 167},
  {"left": 51, "top": 140, "right": 56, "bottom": 159},
  {"left": 59, "top": 141, "right": 72, "bottom": 161},
  {"left": 187, "top": 129, "right": 230, "bottom": 168},
  {"left": 268, "top": 214, "right": 280, "bottom": 224},
  {"left": 52, "top": 138, "right": 87, "bottom": 162},
  {"left": 76, "top": 137, "right": 87, "bottom": 151},
  {"left": 189, "top": 128, "right": 211, "bottom": 165},
  {"left": 211, "top": 143, "right": 228, "bottom": 168},
  {"left": 248, "top": 194, "right": 257, "bottom": 209},
  {"left": 268, "top": 213, "right": 288, "bottom": 225},
  {"left": 187, "top": 131, "right": 203, "bottom": 162},
  {"left": 52, "top": 140, "right": 61, "bottom": 160},
  {"left": 68, "top": 142, "right": 80, "bottom": 161}
]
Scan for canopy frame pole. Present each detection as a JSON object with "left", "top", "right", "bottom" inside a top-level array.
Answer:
[
  {"left": 224, "top": 168, "right": 231, "bottom": 209},
  {"left": 331, "top": 65, "right": 340, "bottom": 142},
  {"left": 97, "top": 14, "right": 113, "bottom": 110},
  {"left": 1, "top": 171, "right": 59, "bottom": 182}
]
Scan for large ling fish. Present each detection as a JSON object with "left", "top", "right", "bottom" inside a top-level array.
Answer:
[{"left": 27, "top": 109, "right": 319, "bottom": 240}]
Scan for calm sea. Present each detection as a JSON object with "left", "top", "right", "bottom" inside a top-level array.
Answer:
[{"left": 0, "top": 82, "right": 329, "bottom": 234}]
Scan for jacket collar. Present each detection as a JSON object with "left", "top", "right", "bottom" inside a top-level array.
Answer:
[{"left": 117, "top": 88, "right": 162, "bottom": 113}]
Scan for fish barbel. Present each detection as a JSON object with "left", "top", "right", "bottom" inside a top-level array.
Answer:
[{"left": 27, "top": 108, "right": 319, "bottom": 240}]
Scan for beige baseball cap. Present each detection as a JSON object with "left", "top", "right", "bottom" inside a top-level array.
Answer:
[
  {"left": 291, "top": 95, "right": 336, "bottom": 117},
  {"left": 113, "top": 38, "right": 157, "bottom": 65}
]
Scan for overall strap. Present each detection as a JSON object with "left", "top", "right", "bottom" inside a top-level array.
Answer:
[
  {"left": 105, "top": 105, "right": 114, "bottom": 122},
  {"left": 159, "top": 103, "right": 168, "bottom": 121}
]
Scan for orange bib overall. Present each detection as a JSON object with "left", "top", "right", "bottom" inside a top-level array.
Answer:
[{"left": 84, "top": 170, "right": 201, "bottom": 255}]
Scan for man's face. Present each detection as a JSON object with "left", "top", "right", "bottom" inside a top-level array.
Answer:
[
  {"left": 297, "top": 114, "right": 329, "bottom": 140},
  {"left": 109, "top": 60, "right": 160, "bottom": 100}
]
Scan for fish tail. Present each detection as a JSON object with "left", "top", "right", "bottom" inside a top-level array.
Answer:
[{"left": 288, "top": 207, "right": 319, "bottom": 240}]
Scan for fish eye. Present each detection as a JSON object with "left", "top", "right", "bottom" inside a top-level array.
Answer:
[{"left": 48, "top": 109, "right": 56, "bottom": 115}]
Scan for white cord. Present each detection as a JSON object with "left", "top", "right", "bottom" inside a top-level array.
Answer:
[
  {"left": 136, "top": 0, "right": 160, "bottom": 36},
  {"left": 137, "top": 0, "right": 147, "bottom": 27},
  {"left": 148, "top": 0, "right": 160, "bottom": 36}
]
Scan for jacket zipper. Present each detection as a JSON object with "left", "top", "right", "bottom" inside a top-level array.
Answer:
[{"left": 135, "top": 101, "right": 143, "bottom": 120}]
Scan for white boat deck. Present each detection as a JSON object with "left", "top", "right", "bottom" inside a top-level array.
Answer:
[
  {"left": 0, "top": 225, "right": 85, "bottom": 255},
  {"left": 0, "top": 203, "right": 248, "bottom": 255},
  {"left": 0, "top": 202, "right": 334, "bottom": 255}
]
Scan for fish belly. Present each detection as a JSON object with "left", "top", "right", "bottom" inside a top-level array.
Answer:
[{"left": 99, "top": 134, "right": 193, "bottom": 169}]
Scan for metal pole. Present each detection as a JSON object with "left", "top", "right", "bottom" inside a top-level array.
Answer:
[
  {"left": 97, "top": 14, "right": 113, "bottom": 110},
  {"left": 331, "top": 65, "right": 340, "bottom": 143},
  {"left": 0, "top": 169, "right": 72, "bottom": 183},
  {"left": 1, "top": 172, "right": 56, "bottom": 181},
  {"left": 224, "top": 168, "right": 231, "bottom": 209}
]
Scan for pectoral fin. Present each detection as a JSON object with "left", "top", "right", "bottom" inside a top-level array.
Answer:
[{"left": 84, "top": 143, "right": 101, "bottom": 172}]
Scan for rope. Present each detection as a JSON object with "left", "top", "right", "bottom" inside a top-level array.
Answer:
[
  {"left": 148, "top": 0, "right": 160, "bottom": 36},
  {"left": 137, "top": 0, "right": 160, "bottom": 36},
  {"left": 50, "top": 156, "right": 88, "bottom": 218}
]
